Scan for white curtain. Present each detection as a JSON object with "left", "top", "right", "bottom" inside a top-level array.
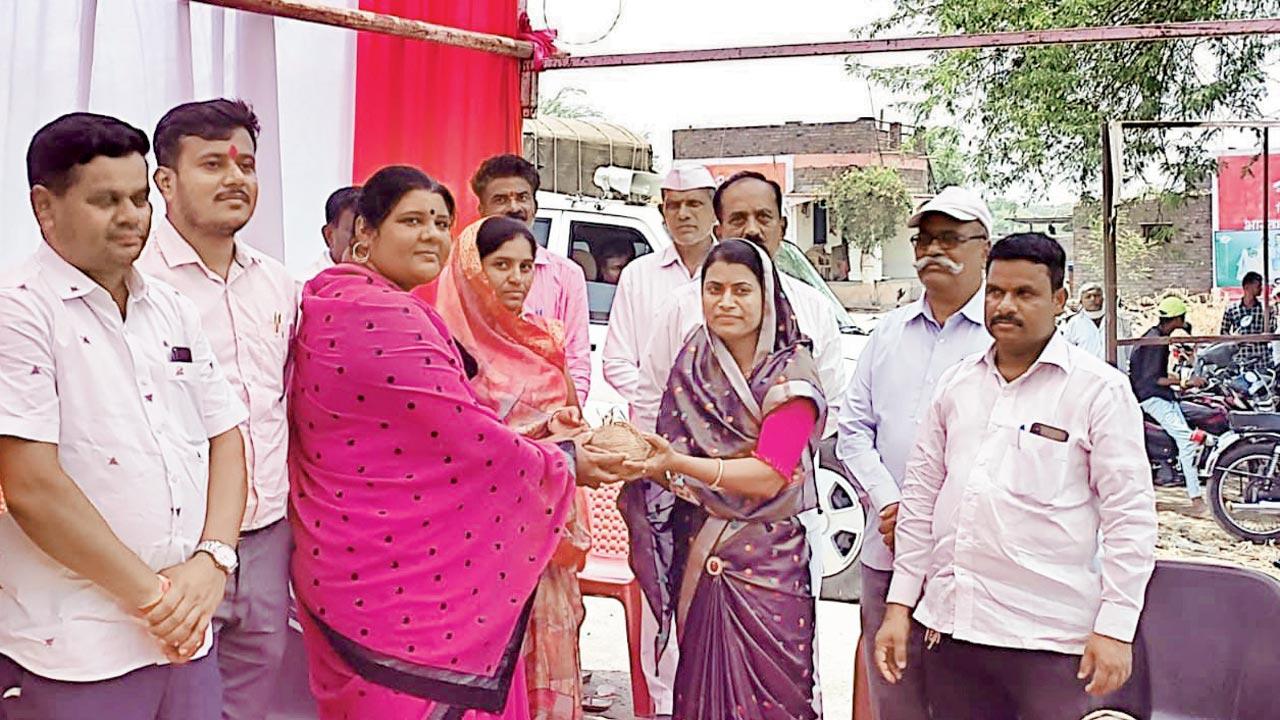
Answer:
[{"left": 0, "top": 0, "right": 357, "bottom": 273}]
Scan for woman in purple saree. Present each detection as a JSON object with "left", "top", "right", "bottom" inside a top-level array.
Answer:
[
  {"left": 288, "top": 166, "right": 625, "bottom": 720},
  {"left": 626, "top": 239, "right": 827, "bottom": 720}
]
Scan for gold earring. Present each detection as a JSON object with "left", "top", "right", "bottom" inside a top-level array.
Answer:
[{"left": 350, "top": 240, "right": 371, "bottom": 264}]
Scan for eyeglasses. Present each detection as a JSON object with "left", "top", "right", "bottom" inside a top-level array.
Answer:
[{"left": 910, "top": 232, "right": 988, "bottom": 251}]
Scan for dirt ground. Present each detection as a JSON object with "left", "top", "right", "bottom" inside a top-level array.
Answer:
[{"left": 1154, "top": 486, "right": 1279, "bottom": 580}]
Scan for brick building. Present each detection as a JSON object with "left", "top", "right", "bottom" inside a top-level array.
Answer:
[
  {"left": 1071, "top": 193, "right": 1214, "bottom": 300},
  {"left": 673, "top": 118, "right": 932, "bottom": 287}
]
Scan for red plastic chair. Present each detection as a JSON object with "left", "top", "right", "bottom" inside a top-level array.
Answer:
[{"left": 577, "top": 483, "right": 655, "bottom": 718}]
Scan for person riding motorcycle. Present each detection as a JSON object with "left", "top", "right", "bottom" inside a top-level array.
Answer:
[{"left": 1130, "top": 296, "right": 1209, "bottom": 516}]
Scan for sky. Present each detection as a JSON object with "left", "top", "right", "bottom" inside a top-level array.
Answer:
[
  {"left": 531, "top": 0, "right": 1280, "bottom": 206},
  {"left": 534, "top": 0, "right": 917, "bottom": 169}
]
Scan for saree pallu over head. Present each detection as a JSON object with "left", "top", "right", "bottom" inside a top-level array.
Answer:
[
  {"left": 288, "top": 264, "right": 576, "bottom": 713},
  {"left": 620, "top": 240, "right": 827, "bottom": 659},
  {"left": 426, "top": 218, "right": 575, "bottom": 437}
]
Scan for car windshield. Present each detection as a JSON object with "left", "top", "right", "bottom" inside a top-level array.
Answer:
[{"left": 774, "top": 242, "right": 862, "bottom": 334}]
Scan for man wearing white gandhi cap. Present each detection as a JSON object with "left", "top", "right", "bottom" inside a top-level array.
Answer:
[
  {"left": 602, "top": 165, "right": 718, "bottom": 403},
  {"left": 1061, "top": 280, "right": 1133, "bottom": 372},
  {"left": 599, "top": 165, "right": 717, "bottom": 716}
]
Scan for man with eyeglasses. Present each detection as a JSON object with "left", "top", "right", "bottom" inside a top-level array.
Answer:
[{"left": 836, "top": 186, "right": 995, "bottom": 719}]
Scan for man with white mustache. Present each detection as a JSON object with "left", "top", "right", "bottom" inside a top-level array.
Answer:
[{"left": 836, "top": 187, "right": 994, "bottom": 719}]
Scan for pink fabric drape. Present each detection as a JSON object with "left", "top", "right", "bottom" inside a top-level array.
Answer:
[
  {"left": 288, "top": 264, "right": 575, "bottom": 717},
  {"left": 353, "top": 1, "right": 523, "bottom": 229}
]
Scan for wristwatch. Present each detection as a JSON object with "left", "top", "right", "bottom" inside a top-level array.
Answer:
[{"left": 194, "top": 540, "right": 239, "bottom": 575}]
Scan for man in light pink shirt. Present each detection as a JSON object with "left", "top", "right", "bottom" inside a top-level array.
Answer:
[
  {"left": 471, "top": 154, "right": 590, "bottom": 403},
  {"left": 136, "top": 99, "right": 296, "bottom": 720},
  {"left": 875, "top": 233, "right": 1157, "bottom": 719}
]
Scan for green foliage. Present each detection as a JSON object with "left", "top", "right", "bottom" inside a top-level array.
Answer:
[
  {"left": 537, "top": 87, "right": 603, "bottom": 119},
  {"left": 823, "top": 166, "right": 915, "bottom": 252},
  {"left": 904, "top": 126, "right": 970, "bottom": 189},
  {"left": 853, "top": 1, "right": 1277, "bottom": 194}
]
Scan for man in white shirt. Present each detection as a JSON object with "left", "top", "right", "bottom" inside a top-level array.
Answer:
[
  {"left": 301, "top": 185, "right": 360, "bottom": 281},
  {"left": 602, "top": 165, "right": 717, "bottom": 716},
  {"left": 0, "top": 112, "right": 248, "bottom": 720},
  {"left": 604, "top": 165, "right": 717, "bottom": 405},
  {"left": 836, "top": 186, "right": 994, "bottom": 719},
  {"left": 135, "top": 99, "right": 297, "bottom": 720},
  {"left": 876, "top": 233, "right": 1156, "bottom": 719},
  {"left": 1061, "top": 281, "right": 1132, "bottom": 372}
]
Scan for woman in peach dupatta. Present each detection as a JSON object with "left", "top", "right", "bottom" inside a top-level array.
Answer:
[{"left": 427, "top": 215, "right": 590, "bottom": 720}]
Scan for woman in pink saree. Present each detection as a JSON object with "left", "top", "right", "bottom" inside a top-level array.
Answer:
[
  {"left": 288, "top": 166, "right": 625, "bottom": 720},
  {"left": 431, "top": 215, "right": 590, "bottom": 720}
]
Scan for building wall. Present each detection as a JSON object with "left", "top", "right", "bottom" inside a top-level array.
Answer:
[
  {"left": 1072, "top": 193, "right": 1213, "bottom": 299},
  {"left": 674, "top": 119, "right": 902, "bottom": 160}
]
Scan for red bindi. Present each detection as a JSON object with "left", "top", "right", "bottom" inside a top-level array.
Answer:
[{"left": 228, "top": 145, "right": 239, "bottom": 159}]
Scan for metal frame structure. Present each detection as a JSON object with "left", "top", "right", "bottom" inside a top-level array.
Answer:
[
  {"left": 1101, "top": 121, "right": 1280, "bottom": 361},
  {"left": 195, "top": 1, "right": 1280, "bottom": 69}
]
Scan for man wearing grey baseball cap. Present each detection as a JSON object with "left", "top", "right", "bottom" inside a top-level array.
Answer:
[{"left": 837, "top": 186, "right": 995, "bottom": 719}]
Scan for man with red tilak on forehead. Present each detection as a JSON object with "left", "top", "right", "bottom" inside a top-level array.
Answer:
[{"left": 136, "top": 99, "right": 297, "bottom": 720}]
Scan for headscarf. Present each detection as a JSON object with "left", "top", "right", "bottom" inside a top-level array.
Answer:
[
  {"left": 427, "top": 217, "right": 575, "bottom": 436},
  {"left": 621, "top": 239, "right": 827, "bottom": 658},
  {"left": 288, "top": 263, "right": 576, "bottom": 713}
]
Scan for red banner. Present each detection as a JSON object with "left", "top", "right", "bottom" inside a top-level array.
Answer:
[
  {"left": 354, "top": 1, "right": 523, "bottom": 229},
  {"left": 1216, "top": 154, "right": 1280, "bottom": 232}
]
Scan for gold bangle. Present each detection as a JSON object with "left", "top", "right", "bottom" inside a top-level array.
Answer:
[{"left": 710, "top": 458, "right": 724, "bottom": 490}]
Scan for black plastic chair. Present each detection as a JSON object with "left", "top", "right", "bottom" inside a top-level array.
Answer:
[{"left": 1102, "top": 560, "right": 1280, "bottom": 720}]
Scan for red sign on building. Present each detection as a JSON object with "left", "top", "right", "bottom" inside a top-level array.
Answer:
[{"left": 1216, "top": 154, "right": 1280, "bottom": 232}]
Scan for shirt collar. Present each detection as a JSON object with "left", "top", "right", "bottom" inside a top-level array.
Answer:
[
  {"left": 907, "top": 285, "right": 986, "bottom": 327},
  {"left": 534, "top": 245, "right": 550, "bottom": 266},
  {"left": 153, "top": 217, "right": 260, "bottom": 273},
  {"left": 981, "top": 331, "right": 1074, "bottom": 378},
  {"left": 657, "top": 243, "right": 682, "bottom": 268},
  {"left": 36, "top": 242, "right": 150, "bottom": 301}
]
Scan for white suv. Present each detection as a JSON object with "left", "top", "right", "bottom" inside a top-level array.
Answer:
[{"left": 533, "top": 192, "right": 868, "bottom": 599}]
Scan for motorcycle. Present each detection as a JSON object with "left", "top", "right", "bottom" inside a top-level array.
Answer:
[
  {"left": 1145, "top": 397, "right": 1228, "bottom": 486},
  {"left": 1199, "top": 410, "right": 1280, "bottom": 544}
]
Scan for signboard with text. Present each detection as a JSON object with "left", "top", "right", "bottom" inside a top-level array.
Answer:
[{"left": 1214, "top": 154, "right": 1280, "bottom": 288}]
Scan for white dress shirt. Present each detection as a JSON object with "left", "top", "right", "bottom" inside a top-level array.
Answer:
[
  {"left": 836, "top": 290, "right": 991, "bottom": 571},
  {"left": 634, "top": 273, "right": 848, "bottom": 435},
  {"left": 602, "top": 243, "right": 702, "bottom": 405},
  {"left": 887, "top": 335, "right": 1157, "bottom": 654},
  {"left": 1060, "top": 310, "right": 1132, "bottom": 373},
  {"left": 0, "top": 244, "right": 247, "bottom": 681},
  {"left": 137, "top": 220, "right": 297, "bottom": 531}
]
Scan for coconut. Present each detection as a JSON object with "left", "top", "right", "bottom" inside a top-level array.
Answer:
[{"left": 585, "top": 420, "right": 653, "bottom": 462}]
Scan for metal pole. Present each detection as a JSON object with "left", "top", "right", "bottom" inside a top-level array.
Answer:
[
  {"left": 1265, "top": 128, "right": 1273, "bottom": 337},
  {"left": 1101, "top": 123, "right": 1119, "bottom": 365},
  {"left": 192, "top": 0, "right": 535, "bottom": 59},
  {"left": 544, "top": 18, "right": 1280, "bottom": 70}
]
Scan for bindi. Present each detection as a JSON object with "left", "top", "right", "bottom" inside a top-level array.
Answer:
[{"left": 228, "top": 144, "right": 239, "bottom": 160}]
